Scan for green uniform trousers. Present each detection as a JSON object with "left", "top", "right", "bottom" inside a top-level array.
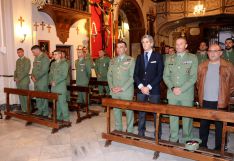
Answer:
[
  {"left": 76, "top": 85, "right": 89, "bottom": 105},
  {"left": 77, "top": 92, "right": 89, "bottom": 104},
  {"left": 168, "top": 99, "right": 193, "bottom": 143},
  {"left": 35, "top": 85, "right": 49, "bottom": 116},
  {"left": 112, "top": 94, "right": 134, "bottom": 133},
  {"left": 98, "top": 84, "right": 110, "bottom": 95},
  {"left": 56, "top": 93, "right": 69, "bottom": 121},
  {"left": 16, "top": 83, "right": 29, "bottom": 112}
]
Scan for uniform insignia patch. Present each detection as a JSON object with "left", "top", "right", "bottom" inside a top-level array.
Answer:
[{"left": 183, "top": 61, "right": 192, "bottom": 64}]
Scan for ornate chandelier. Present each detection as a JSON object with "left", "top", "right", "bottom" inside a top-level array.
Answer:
[
  {"left": 193, "top": 1, "right": 206, "bottom": 16},
  {"left": 32, "top": 0, "right": 48, "bottom": 8}
]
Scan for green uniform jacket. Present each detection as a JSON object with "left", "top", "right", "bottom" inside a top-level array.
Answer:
[
  {"left": 196, "top": 52, "right": 208, "bottom": 64},
  {"left": 49, "top": 59, "right": 68, "bottom": 93},
  {"left": 95, "top": 56, "right": 110, "bottom": 81},
  {"left": 64, "top": 59, "right": 71, "bottom": 85},
  {"left": 107, "top": 55, "right": 135, "bottom": 98},
  {"left": 163, "top": 53, "right": 198, "bottom": 101},
  {"left": 14, "top": 56, "right": 31, "bottom": 86},
  {"left": 75, "top": 58, "right": 91, "bottom": 86},
  {"left": 223, "top": 49, "right": 234, "bottom": 65},
  {"left": 32, "top": 53, "right": 50, "bottom": 89}
]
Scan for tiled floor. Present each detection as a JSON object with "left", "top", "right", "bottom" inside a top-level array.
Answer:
[{"left": 0, "top": 106, "right": 233, "bottom": 161}]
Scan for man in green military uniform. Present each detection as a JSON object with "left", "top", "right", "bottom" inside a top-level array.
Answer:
[
  {"left": 107, "top": 40, "right": 135, "bottom": 133},
  {"left": 94, "top": 49, "right": 110, "bottom": 95},
  {"left": 223, "top": 38, "right": 234, "bottom": 64},
  {"left": 31, "top": 45, "right": 50, "bottom": 116},
  {"left": 163, "top": 38, "right": 198, "bottom": 143},
  {"left": 14, "top": 48, "right": 31, "bottom": 112},
  {"left": 82, "top": 46, "right": 94, "bottom": 68},
  {"left": 49, "top": 50, "right": 70, "bottom": 121},
  {"left": 75, "top": 49, "right": 91, "bottom": 104},
  {"left": 196, "top": 41, "right": 208, "bottom": 64},
  {"left": 61, "top": 51, "right": 71, "bottom": 101}
]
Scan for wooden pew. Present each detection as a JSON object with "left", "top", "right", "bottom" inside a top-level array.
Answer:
[
  {"left": 228, "top": 96, "right": 234, "bottom": 112},
  {"left": 89, "top": 79, "right": 109, "bottom": 104},
  {"left": 3, "top": 88, "right": 70, "bottom": 133},
  {"left": 102, "top": 98, "right": 234, "bottom": 161},
  {"left": 67, "top": 85, "right": 99, "bottom": 123},
  {"left": 133, "top": 82, "right": 218, "bottom": 130}
]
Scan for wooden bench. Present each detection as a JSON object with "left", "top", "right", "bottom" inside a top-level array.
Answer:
[
  {"left": 102, "top": 98, "right": 234, "bottom": 161},
  {"left": 67, "top": 85, "right": 99, "bottom": 123},
  {"left": 4, "top": 88, "right": 70, "bottom": 133},
  {"left": 89, "top": 79, "right": 109, "bottom": 104}
]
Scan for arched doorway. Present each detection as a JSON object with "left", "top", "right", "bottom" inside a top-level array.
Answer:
[
  {"left": 157, "top": 14, "right": 234, "bottom": 53},
  {"left": 115, "top": 0, "right": 145, "bottom": 58}
]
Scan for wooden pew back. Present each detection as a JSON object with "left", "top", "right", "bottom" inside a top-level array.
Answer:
[
  {"left": 102, "top": 98, "right": 234, "bottom": 161},
  {"left": 4, "top": 88, "right": 60, "bottom": 133}
]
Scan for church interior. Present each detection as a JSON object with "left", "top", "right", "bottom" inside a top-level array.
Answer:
[{"left": 0, "top": 0, "right": 234, "bottom": 161}]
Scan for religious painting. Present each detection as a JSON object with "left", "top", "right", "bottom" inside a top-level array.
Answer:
[{"left": 38, "top": 40, "right": 50, "bottom": 54}]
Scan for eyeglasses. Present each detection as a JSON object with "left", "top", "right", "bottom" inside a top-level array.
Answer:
[{"left": 207, "top": 50, "right": 221, "bottom": 53}]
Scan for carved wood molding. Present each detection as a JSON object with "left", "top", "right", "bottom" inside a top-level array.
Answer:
[
  {"left": 156, "top": 0, "right": 234, "bottom": 30},
  {"left": 39, "top": 4, "right": 91, "bottom": 44}
]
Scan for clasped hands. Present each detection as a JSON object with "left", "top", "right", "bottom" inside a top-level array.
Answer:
[
  {"left": 140, "top": 86, "right": 150, "bottom": 95},
  {"left": 172, "top": 87, "right": 182, "bottom": 96},
  {"left": 111, "top": 86, "right": 123, "bottom": 94},
  {"left": 31, "top": 75, "right": 36, "bottom": 82},
  {"left": 51, "top": 81, "right": 56, "bottom": 87}
]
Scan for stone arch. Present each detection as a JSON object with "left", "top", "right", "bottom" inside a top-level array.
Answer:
[{"left": 113, "top": 0, "right": 146, "bottom": 56}]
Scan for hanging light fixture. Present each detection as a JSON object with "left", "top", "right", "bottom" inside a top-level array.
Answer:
[{"left": 193, "top": 1, "right": 206, "bottom": 16}]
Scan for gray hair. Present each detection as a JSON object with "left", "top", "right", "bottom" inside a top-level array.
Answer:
[{"left": 141, "top": 35, "right": 154, "bottom": 46}]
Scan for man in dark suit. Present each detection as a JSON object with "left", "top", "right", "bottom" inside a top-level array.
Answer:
[{"left": 134, "top": 35, "right": 164, "bottom": 137}]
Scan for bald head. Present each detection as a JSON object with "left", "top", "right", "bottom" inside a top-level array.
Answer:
[
  {"left": 209, "top": 44, "right": 221, "bottom": 51},
  {"left": 207, "top": 44, "right": 222, "bottom": 63}
]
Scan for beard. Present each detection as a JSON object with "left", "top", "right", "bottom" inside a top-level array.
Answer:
[{"left": 225, "top": 46, "right": 233, "bottom": 50}]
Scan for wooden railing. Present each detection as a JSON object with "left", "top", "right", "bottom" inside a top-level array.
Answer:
[
  {"left": 4, "top": 88, "right": 70, "bottom": 133},
  {"left": 102, "top": 98, "right": 234, "bottom": 161}
]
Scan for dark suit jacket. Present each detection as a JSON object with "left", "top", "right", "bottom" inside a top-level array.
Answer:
[{"left": 133, "top": 51, "right": 164, "bottom": 95}]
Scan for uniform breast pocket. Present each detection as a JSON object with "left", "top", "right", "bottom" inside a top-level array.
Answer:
[
  {"left": 168, "top": 64, "right": 174, "bottom": 73},
  {"left": 183, "top": 64, "right": 192, "bottom": 74},
  {"left": 121, "top": 62, "right": 131, "bottom": 71},
  {"left": 33, "top": 62, "right": 40, "bottom": 68},
  {"left": 120, "top": 66, "right": 129, "bottom": 71}
]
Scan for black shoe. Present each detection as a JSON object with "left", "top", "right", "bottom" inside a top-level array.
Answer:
[
  {"left": 199, "top": 145, "right": 208, "bottom": 149},
  {"left": 138, "top": 131, "right": 145, "bottom": 137},
  {"left": 214, "top": 146, "right": 221, "bottom": 151}
]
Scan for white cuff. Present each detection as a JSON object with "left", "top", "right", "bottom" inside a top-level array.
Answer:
[
  {"left": 138, "top": 83, "right": 143, "bottom": 89},
  {"left": 147, "top": 84, "right": 152, "bottom": 90}
]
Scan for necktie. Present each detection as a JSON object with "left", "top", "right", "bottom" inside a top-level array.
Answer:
[{"left": 144, "top": 52, "right": 148, "bottom": 69}]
